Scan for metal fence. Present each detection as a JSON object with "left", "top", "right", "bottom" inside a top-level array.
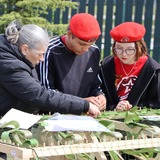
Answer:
[{"left": 50, "top": 0, "right": 160, "bottom": 62}]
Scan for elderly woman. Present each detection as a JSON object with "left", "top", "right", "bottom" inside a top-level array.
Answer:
[
  {"left": 0, "top": 20, "right": 101, "bottom": 159},
  {"left": 100, "top": 22, "right": 160, "bottom": 111},
  {"left": 0, "top": 20, "right": 101, "bottom": 116}
]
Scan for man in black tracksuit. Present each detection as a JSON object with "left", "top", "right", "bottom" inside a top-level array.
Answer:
[{"left": 37, "top": 13, "right": 106, "bottom": 111}]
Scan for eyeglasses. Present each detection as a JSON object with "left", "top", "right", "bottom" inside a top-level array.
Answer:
[{"left": 114, "top": 48, "right": 136, "bottom": 55}]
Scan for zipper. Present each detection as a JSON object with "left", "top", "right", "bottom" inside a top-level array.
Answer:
[{"left": 135, "top": 71, "right": 156, "bottom": 106}]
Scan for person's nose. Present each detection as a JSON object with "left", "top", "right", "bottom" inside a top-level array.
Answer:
[{"left": 121, "top": 50, "right": 127, "bottom": 55}]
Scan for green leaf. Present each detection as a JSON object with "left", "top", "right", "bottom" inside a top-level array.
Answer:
[
  {"left": 1, "top": 130, "right": 12, "bottom": 143},
  {"left": 129, "top": 106, "right": 138, "bottom": 112},
  {"left": 108, "top": 150, "right": 123, "bottom": 160},
  {"left": 22, "top": 138, "right": 39, "bottom": 148},
  {"left": 124, "top": 111, "right": 142, "bottom": 124},
  {"left": 65, "top": 154, "right": 76, "bottom": 160},
  {"left": 98, "top": 120, "right": 115, "bottom": 131},
  {"left": 58, "top": 131, "right": 74, "bottom": 139},
  {"left": 0, "top": 120, "right": 20, "bottom": 129}
]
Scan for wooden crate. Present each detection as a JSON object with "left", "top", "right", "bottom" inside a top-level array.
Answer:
[
  {"left": 1, "top": 137, "right": 160, "bottom": 160},
  {"left": 1, "top": 111, "right": 160, "bottom": 160}
]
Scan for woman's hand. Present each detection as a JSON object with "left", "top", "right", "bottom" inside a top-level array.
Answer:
[{"left": 116, "top": 100, "right": 132, "bottom": 111}]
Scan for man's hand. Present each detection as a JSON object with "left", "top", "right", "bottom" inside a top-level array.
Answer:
[
  {"left": 96, "top": 94, "right": 106, "bottom": 111},
  {"left": 84, "top": 94, "right": 106, "bottom": 111}
]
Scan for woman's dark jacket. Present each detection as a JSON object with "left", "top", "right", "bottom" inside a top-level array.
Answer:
[
  {"left": 0, "top": 35, "right": 89, "bottom": 116},
  {"left": 100, "top": 55, "right": 160, "bottom": 110}
]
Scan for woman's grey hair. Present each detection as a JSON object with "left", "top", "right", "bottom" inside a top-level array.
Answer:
[{"left": 5, "top": 20, "right": 49, "bottom": 50}]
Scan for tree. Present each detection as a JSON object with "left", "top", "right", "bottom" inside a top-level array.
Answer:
[{"left": 0, "top": 0, "right": 78, "bottom": 35}]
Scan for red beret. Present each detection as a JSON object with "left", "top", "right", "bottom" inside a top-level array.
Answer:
[
  {"left": 69, "top": 13, "right": 101, "bottom": 42},
  {"left": 110, "top": 22, "right": 146, "bottom": 42}
]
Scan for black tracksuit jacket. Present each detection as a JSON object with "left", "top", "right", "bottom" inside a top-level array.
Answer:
[{"left": 37, "top": 36, "right": 103, "bottom": 98}]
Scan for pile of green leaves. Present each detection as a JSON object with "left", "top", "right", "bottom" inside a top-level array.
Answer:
[
  {"left": 97, "top": 106, "right": 160, "bottom": 160},
  {"left": 0, "top": 120, "right": 38, "bottom": 148},
  {"left": 1, "top": 106, "right": 160, "bottom": 160}
]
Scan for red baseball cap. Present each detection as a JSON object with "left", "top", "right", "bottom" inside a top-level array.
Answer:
[
  {"left": 69, "top": 13, "right": 101, "bottom": 42},
  {"left": 110, "top": 22, "right": 146, "bottom": 42}
]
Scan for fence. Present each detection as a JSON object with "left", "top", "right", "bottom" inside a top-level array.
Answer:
[{"left": 50, "top": 0, "right": 160, "bottom": 62}]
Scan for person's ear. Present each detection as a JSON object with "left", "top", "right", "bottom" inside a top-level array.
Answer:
[
  {"left": 20, "top": 44, "right": 29, "bottom": 55},
  {"left": 67, "top": 30, "right": 72, "bottom": 39}
]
